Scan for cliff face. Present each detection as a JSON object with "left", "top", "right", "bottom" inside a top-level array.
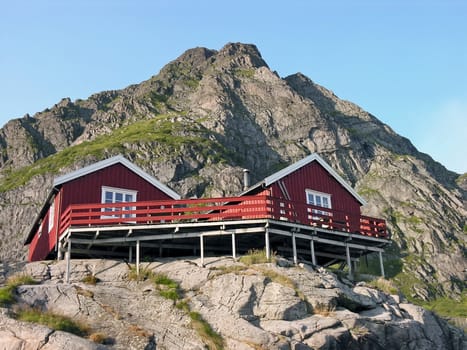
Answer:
[
  {"left": 0, "top": 43, "right": 465, "bottom": 305},
  {"left": 1, "top": 258, "right": 465, "bottom": 350}
]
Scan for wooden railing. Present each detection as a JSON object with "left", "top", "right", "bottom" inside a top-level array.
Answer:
[{"left": 58, "top": 195, "right": 388, "bottom": 239}]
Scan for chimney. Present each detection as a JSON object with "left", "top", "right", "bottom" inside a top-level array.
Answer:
[{"left": 243, "top": 169, "right": 250, "bottom": 191}]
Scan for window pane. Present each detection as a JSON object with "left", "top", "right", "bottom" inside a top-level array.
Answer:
[
  {"left": 315, "top": 196, "right": 322, "bottom": 207},
  {"left": 322, "top": 197, "right": 329, "bottom": 208},
  {"left": 307, "top": 193, "right": 314, "bottom": 205},
  {"left": 105, "top": 191, "right": 113, "bottom": 203},
  {"left": 125, "top": 194, "right": 133, "bottom": 202},
  {"left": 115, "top": 193, "right": 123, "bottom": 202}
]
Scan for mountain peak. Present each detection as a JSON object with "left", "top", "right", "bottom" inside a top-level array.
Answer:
[
  {"left": 174, "top": 46, "right": 216, "bottom": 67},
  {"left": 216, "top": 42, "right": 268, "bottom": 69}
]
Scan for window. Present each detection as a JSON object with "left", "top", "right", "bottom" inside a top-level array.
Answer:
[
  {"left": 101, "top": 186, "right": 137, "bottom": 218},
  {"left": 306, "top": 189, "right": 332, "bottom": 219},
  {"left": 306, "top": 190, "right": 331, "bottom": 209}
]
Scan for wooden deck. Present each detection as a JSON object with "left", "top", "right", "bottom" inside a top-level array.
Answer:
[{"left": 57, "top": 195, "right": 390, "bottom": 282}]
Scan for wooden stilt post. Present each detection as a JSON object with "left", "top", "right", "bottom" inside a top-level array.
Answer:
[
  {"left": 129, "top": 246, "right": 133, "bottom": 263},
  {"left": 292, "top": 232, "right": 297, "bottom": 265},
  {"left": 232, "top": 232, "right": 236, "bottom": 260},
  {"left": 200, "top": 235, "right": 204, "bottom": 267},
  {"left": 310, "top": 239, "right": 317, "bottom": 266},
  {"left": 265, "top": 228, "right": 270, "bottom": 260},
  {"left": 136, "top": 240, "right": 140, "bottom": 278},
  {"left": 346, "top": 244, "right": 352, "bottom": 278},
  {"left": 57, "top": 241, "right": 63, "bottom": 261},
  {"left": 379, "top": 251, "right": 385, "bottom": 278},
  {"left": 65, "top": 240, "right": 71, "bottom": 283}
]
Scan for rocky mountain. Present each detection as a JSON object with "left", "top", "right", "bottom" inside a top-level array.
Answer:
[
  {"left": 1, "top": 257, "right": 465, "bottom": 350},
  {"left": 0, "top": 42, "right": 465, "bottom": 312}
]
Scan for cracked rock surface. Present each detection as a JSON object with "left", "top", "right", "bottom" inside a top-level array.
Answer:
[{"left": 1, "top": 257, "right": 465, "bottom": 350}]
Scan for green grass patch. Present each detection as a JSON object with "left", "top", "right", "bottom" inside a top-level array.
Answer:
[
  {"left": 234, "top": 68, "right": 255, "bottom": 79},
  {"left": 0, "top": 286, "right": 15, "bottom": 306},
  {"left": 152, "top": 273, "right": 181, "bottom": 301},
  {"left": 127, "top": 265, "right": 155, "bottom": 282},
  {"left": 16, "top": 307, "right": 89, "bottom": 336},
  {"left": 0, "top": 274, "right": 37, "bottom": 306},
  {"left": 81, "top": 274, "right": 100, "bottom": 285},
  {"left": 239, "top": 249, "right": 275, "bottom": 265},
  {"left": 189, "top": 311, "right": 224, "bottom": 350},
  {"left": 127, "top": 266, "right": 181, "bottom": 301},
  {"left": 366, "top": 277, "right": 399, "bottom": 295},
  {"left": 0, "top": 115, "right": 233, "bottom": 192},
  {"left": 422, "top": 292, "right": 467, "bottom": 318},
  {"left": 159, "top": 288, "right": 180, "bottom": 301}
]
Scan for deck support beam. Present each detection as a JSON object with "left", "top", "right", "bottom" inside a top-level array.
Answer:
[
  {"left": 136, "top": 240, "right": 140, "bottom": 278},
  {"left": 292, "top": 232, "right": 297, "bottom": 265},
  {"left": 346, "top": 244, "right": 352, "bottom": 278},
  {"left": 65, "top": 241, "right": 71, "bottom": 283},
  {"left": 310, "top": 239, "right": 317, "bottom": 266},
  {"left": 57, "top": 241, "right": 63, "bottom": 261},
  {"left": 200, "top": 235, "right": 204, "bottom": 267},
  {"left": 379, "top": 251, "right": 385, "bottom": 278},
  {"left": 265, "top": 229, "right": 270, "bottom": 260},
  {"left": 232, "top": 232, "right": 236, "bottom": 260}
]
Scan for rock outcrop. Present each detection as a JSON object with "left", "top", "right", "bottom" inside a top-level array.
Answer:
[
  {"left": 1, "top": 257, "right": 465, "bottom": 350},
  {"left": 0, "top": 42, "right": 465, "bottom": 306}
]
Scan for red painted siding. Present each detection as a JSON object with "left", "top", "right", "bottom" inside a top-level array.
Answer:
[
  {"left": 274, "top": 161, "right": 360, "bottom": 213},
  {"left": 29, "top": 163, "right": 174, "bottom": 261},
  {"left": 28, "top": 208, "right": 53, "bottom": 261},
  {"left": 254, "top": 161, "right": 362, "bottom": 230},
  {"left": 60, "top": 164, "right": 173, "bottom": 212}
]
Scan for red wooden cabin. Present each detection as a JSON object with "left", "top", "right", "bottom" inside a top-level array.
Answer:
[
  {"left": 240, "top": 153, "right": 374, "bottom": 234},
  {"left": 24, "top": 155, "right": 180, "bottom": 261}
]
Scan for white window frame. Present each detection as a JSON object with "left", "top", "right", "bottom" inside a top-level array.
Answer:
[
  {"left": 305, "top": 189, "right": 332, "bottom": 218},
  {"left": 101, "top": 186, "right": 138, "bottom": 219},
  {"left": 48, "top": 201, "right": 55, "bottom": 233}
]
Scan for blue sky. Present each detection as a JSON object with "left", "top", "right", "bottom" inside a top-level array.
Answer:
[{"left": 1, "top": 1, "right": 466, "bottom": 173}]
